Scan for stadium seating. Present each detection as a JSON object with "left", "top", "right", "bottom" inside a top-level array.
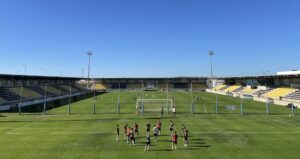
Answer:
[
  {"left": 213, "top": 85, "right": 227, "bottom": 91},
  {"left": 232, "top": 86, "right": 244, "bottom": 93},
  {"left": 0, "top": 98, "right": 5, "bottom": 104},
  {"left": 241, "top": 87, "right": 257, "bottom": 94},
  {"left": 53, "top": 85, "right": 70, "bottom": 94},
  {"left": 93, "top": 84, "right": 108, "bottom": 90},
  {"left": 9, "top": 87, "right": 42, "bottom": 100},
  {"left": 223, "top": 85, "right": 241, "bottom": 93},
  {"left": 265, "top": 88, "right": 296, "bottom": 100},
  {"left": 26, "top": 86, "right": 56, "bottom": 97},
  {"left": 0, "top": 84, "right": 90, "bottom": 107},
  {"left": 192, "top": 84, "right": 208, "bottom": 89},
  {"left": 253, "top": 88, "right": 273, "bottom": 96},
  {"left": 73, "top": 85, "right": 88, "bottom": 92},
  {"left": 284, "top": 90, "right": 300, "bottom": 101},
  {"left": 46, "top": 86, "right": 63, "bottom": 96},
  {"left": 0, "top": 87, "right": 24, "bottom": 103}
]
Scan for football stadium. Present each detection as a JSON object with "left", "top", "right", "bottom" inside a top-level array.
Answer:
[
  {"left": 1, "top": 72, "right": 300, "bottom": 159},
  {"left": 1, "top": 0, "right": 300, "bottom": 159}
]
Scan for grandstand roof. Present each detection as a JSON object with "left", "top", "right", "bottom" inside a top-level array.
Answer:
[
  {"left": 220, "top": 74, "right": 300, "bottom": 79},
  {"left": 0, "top": 74, "right": 84, "bottom": 80}
]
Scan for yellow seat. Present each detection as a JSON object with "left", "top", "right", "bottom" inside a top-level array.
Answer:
[
  {"left": 242, "top": 87, "right": 256, "bottom": 94},
  {"left": 9, "top": 87, "right": 42, "bottom": 99},
  {"left": 93, "top": 84, "right": 107, "bottom": 90},
  {"left": 212, "top": 85, "right": 226, "bottom": 91},
  {"left": 223, "top": 85, "right": 241, "bottom": 92},
  {"left": 265, "top": 88, "right": 296, "bottom": 99}
]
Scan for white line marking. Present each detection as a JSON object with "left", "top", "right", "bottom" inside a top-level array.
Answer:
[
  {"left": 192, "top": 131, "right": 300, "bottom": 134},
  {"left": 268, "top": 118, "right": 299, "bottom": 128},
  {"left": 5, "top": 131, "right": 300, "bottom": 135},
  {"left": 6, "top": 132, "right": 114, "bottom": 135}
]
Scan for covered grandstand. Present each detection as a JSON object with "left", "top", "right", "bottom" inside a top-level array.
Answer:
[
  {"left": 1, "top": 73, "right": 300, "bottom": 111},
  {"left": 208, "top": 74, "right": 300, "bottom": 107},
  {"left": 0, "top": 74, "right": 91, "bottom": 111}
]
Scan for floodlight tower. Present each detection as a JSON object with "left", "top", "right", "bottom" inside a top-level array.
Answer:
[
  {"left": 208, "top": 50, "right": 214, "bottom": 78},
  {"left": 209, "top": 50, "right": 218, "bottom": 114},
  {"left": 87, "top": 50, "right": 93, "bottom": 89}
]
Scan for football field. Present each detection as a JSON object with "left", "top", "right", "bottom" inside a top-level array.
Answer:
[{"left": 1, "top": 91, "right": 300, "bottom": 159}]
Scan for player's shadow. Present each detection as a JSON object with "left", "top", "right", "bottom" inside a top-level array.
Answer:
[
  {"left": 159, "top": 139, "right": 172, "bottom": 143},
  {"left": 184, "top": 138, "right": 211, "bottom": 150},
  {"left": 190, "top": 138, "right": 205, "bottom": 141},
  {"left": 159, "top": 134, "right": 169, "bottom": 137},
  {"left": 143, "top": 117, "right": 165, "bottom": 120},
  {"left": 149, "top": 149, "right": 172, "bottom": 152}
]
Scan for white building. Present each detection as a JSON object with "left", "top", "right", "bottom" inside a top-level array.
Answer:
[{"left": 277, "top": 70, "right": 300, "bottom": 76}]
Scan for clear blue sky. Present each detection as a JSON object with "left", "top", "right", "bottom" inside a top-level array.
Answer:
[{"left": 0, "top": 0, "right": 299, "bottom": 77}]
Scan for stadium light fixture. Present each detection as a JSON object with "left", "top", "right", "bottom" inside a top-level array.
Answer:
[
  {"left": 87, "top": 50, "right": 93, "bottom": 89},
  {"left": 208, "top": 50, "right": 214, "bottom": 78}
]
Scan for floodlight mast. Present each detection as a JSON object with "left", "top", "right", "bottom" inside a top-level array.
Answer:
[
  {"left": 208, "top": 50, "right": 214, "bottom": 78},
  {"left": 87, "top": 51, "right": 93, "bottom": 89}
]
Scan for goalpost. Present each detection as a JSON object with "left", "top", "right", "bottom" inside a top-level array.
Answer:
[{"left": 136, "top": 99, "right": 174, "bottom": 115}]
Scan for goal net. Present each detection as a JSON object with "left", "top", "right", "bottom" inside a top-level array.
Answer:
[{"left": 136, "top": 99, "right": 174, "bottom": 115}]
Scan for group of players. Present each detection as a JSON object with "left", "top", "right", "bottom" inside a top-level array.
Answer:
[{"left": 116, "top": 120, "right": 189, "bottom": 151}]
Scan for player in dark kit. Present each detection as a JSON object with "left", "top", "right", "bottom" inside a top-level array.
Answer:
[
  {"left": 134, "top": 122, "right": 139, "bottom": 136},
  {"left": 146, "top": 122, "right": 151, "bottom": 134},
  {"left": 129, "top": 128, "right": 135, "bottom": 146},
  {"left": 124, "top": 123, "right": 128, "bottom": 140},
  {"left": 169, "top": 120, "right": 175, "bottom": 135},
  {"left": 116, "top": 124, "right": 120, "bottom": 141},
  {"left": 183, "top": 127, "right": 189, "bottom": 147}
]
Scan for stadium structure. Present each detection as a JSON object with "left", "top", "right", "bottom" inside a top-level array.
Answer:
[{"left": 1, "top": 71, "right": 300, "bottom": 112}]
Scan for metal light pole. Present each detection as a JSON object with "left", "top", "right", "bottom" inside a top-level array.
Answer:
[
  {"left": 18, "top": 85, "right": 23, "bottom": 115},
  {"left": 291, "top": 84, "right": 295, "bottom": 115},
  {"left": 240, "top": 92, "right": 244, "bottom": 115},
  {"left": 18, "top": 65, "right": 27, "bottom": 115},
  {"left": 93, "top": 90, "right": 96, "bottom": 114},
  {"left": 266, "top": 99, "right": 270, "bottom": 115},
  {"left": 87, "top": 51, "right": 93, "bottom": 89},
  {"left": 41, "top": 68, "right": 48, "bottom": 115},
  {"left": 68, "top": 83, "right": 72, "bottom": 115},
  {"left": 209, "top": 51, "right": 214, "bottom": 78},
  {"left": 216, "top": 93, "right": 219, "bottom": 114}
]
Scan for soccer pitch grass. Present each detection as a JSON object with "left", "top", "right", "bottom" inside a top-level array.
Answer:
[{"left": 1, "top": 91, "right": 300, "bottom": 159}]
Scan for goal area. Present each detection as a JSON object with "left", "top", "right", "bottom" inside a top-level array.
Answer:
[{"left": 136, "top": 99, "right": 174, "bottom": 115}]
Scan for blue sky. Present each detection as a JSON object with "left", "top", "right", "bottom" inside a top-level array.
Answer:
[{"left": 0, "top": 0, "right": 299, "bottom": 77}]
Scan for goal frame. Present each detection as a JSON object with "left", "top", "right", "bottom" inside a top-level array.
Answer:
[{"left": 136, "top": 98, "right": 174, "bottom": 115}]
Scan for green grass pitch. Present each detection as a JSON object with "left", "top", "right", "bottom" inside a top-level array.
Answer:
[{"left": 1, "top": 91, "right": 300, "bottom": 159}]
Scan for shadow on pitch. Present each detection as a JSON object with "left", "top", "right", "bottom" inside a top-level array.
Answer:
[{"left": 149, "top": 149, "right": 172, "bottom": 152}]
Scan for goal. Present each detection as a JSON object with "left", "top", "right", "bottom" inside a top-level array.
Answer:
[{"left": 136, "top": 99, "right": 174, "bottom": 115}]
